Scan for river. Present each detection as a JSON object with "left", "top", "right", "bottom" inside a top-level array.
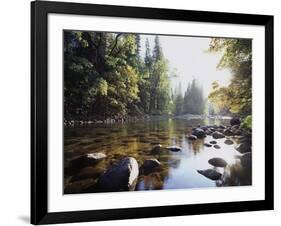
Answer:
[{"left": 64, "top": 118, "right": 251, "bottom": 194}]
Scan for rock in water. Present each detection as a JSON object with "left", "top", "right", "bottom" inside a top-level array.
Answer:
[
  {"left": 166, "top": 146, "right": 182, "bottom": 152},
  {"left": 192, "top": 128, "right": 206, "bottom": 139},
  {"left": 223, "top": 128, "right": 234, "bottom": 136},
  {"left": 239, "top": 135, "right": 252, "bottom": 146},
  {"left": 188, "top": 135, "right": 197, "bottom": 140},
  {"left": 205, "top": 129, "right": 213, "bottom": 135},
  {"left": 197, "top": 169, "right": 222, "bottom": 180},
  {"left": 200, "top": 126, "right": 209, "bottom": 131},
  {"left": 150, "top": 144, "right": 165, "bottom": 155},
  {"left": 212, "top": 131, "right": 225, "bottom": 139},
  {"left": 239, "top": 152, "right": 252, "bottom": 168},
  {"left": 210, "top": 140, "right": 217, "bottom": 144},
  {"left": 213, "top": 144, "right": 221, "bottom": 149},
  {"left": 219, "top": 125, "right": 226, "bottom": 129},
  {"left": 208, "top": 157, "right": 227, "bottom": 167},
  {"left": 140, "top": 159, "right": 161, "bottom": 175},
  {"left": 204, "top": 143, "right": 212, "bottom": 147},
  {"left": 71, "top": 152, "right": 106, "bottom": 168},
  {"left": 230, "top": 117, "right": 241, "bottom": 126},
  {"left": 224, "top": 139, "right": 234, "bottom": 145},
  {"left": 235, "top": 143, "right": 251, "bottom": 153},
  {"left": 98, "top": 157, "right": 139, "bottom": 192},
  {"left": 70, "top": 166, "right": 105, "bottom": 182}
]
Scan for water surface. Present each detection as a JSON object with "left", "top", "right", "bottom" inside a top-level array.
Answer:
[{"left": 64, "top": 118, "right": 251, "bottom": 194}]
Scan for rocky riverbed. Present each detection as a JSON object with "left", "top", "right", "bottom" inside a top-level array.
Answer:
[{"left": 64, "top": 118, "right": 252, "bottom": 194}]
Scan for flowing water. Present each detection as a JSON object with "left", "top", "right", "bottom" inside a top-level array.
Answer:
[{"left": 64, "top": 118, "right": 251, "bottom": 194}]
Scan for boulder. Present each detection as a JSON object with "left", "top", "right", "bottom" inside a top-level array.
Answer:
[
  {"left": 200, "top": 126, "right": 209, "bottom": 131},
  {"left": 223, "top": 128, "right": 234, "bottom": 136},
  {"left": 219, "top": 125, "right": 226, "bottom": 129},
  {"left": 150, "top": 144, "right": 165, "bottom": 155},
  {"left": 197, "top": 169, "right": 222, "bottom": 180},
  {"left": 232, "top": 128, "right": 242, "bottom": 136},
  {"left": 98, "top": 157, "right": 139, "bottom": 192},
  {"left": 208, "top": 157, "right": 227, "bottom": 167},
  {"left": 140, "top": 159, "right": 161, "bottom": 175},
  {"left": 213, "top": 144, "right": 221, "bottom": 149},
  {"left": 239, "top": 152, "right": 252, "bottom": 168},
  {"left": 70, "top": 153, "right": 106, "bottom": 168},
  {"left": 230, "top": 117, "right": 241, "bottom": 126},
  {"left": 212, "top": 131, "right": 225, "bottom": 139},
  {"left": 192, "top": 128, "right": 206, "bottom": 139},
  {"left": 239, "top": 135, "right": 252, "bottom": 146},
  {"left": 224, "top": 139, "right": 234, "bottom": 145},
  {"left": 166, "top": 145, "right": 182, "bottom": 152},
  {"left": 204, "top": 143, "right": 212, "bottom": 147},
  {"left": 187, "top": 135, "right": 197, "bottom": 140},
  {"left": 210, "top": 140, "right": 217, "bottom": 144},
  {"left": 205, "top": 129, "right": 213, "bottom": 135},
  {"left": 235, "top": 143, "right": 251, "bottom": 153}
]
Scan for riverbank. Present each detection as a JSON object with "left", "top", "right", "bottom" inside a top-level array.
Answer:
[{"left": 64, "top": 114, "right": 233, "bottom": 128}]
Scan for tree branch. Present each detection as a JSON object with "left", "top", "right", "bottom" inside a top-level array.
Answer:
[{"left": 109, "top": 33, "right": 122, "bottom": 56}]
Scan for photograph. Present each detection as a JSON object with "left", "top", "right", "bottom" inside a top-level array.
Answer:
[{"left": 63, "top": 30, "right": 252, "bottom": 194}]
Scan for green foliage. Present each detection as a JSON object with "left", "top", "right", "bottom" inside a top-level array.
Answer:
[
  {"left": 64, "top": 31, "right": 172, "bottom": 120},
  {"left": 208, "top": 38, "right": 252, "bottom": 115},
  {"left": 241, "top": 115, "right": 252, "bottom": 130}
]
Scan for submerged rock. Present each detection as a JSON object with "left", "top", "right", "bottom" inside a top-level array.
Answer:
[
  {"left": 70, "top": 166, "right": 105, "bottom": 182},
  {"left": 140, "top": 159, "right": 161, "bottom": 175},
  {"left": 187, "top": 135, "right": 197, "bottom": 140},
  {"left": 210, "top": 140, "right": 217, "bottom": 144},
  {"left": 213, "top": 144, "right": 221, "bottom": 149},
  {"left": 224, "top": 139, "right": 234, "bottom": 145},
  {"left": 150, "top": 144, "right": 166, "bottom": 155},
  {"left": 212, "top": 131, "right": 225, "bottom": 139},
  {"left": 98, "top": 157, "right": 139, "bottom": 192},
  {"left": 166, "top": 145, "right": 182, "bottom": 152},
  {"left": 192, "top": 128, "right": 206, "bottom": 139},
  {"left": 197, "top": 169, "right": 222, "bottom": 180},
  {"left": 70, "top": 152, "right": 106, "bottom": 168},
  {"left": 208, "top": 157, "right": 227, "bottom": 167},
  {"left": 204, "top": 143, "right": 212, "bottom": 147}
]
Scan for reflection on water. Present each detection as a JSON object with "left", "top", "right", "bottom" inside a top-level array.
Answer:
[{"left": 64, "top": 118, "right": 252, "bottom": 194}]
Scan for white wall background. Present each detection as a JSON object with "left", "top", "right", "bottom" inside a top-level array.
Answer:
[{"left": 0, "top": 0, "right": 279, "bottom": 225}]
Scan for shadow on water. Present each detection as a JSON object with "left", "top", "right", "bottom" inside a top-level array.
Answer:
[{"left": 64, "top": 118, "right": 252, "bottom": 194}]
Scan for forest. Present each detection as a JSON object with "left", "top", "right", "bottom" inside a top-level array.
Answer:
[
  {"left": 63, "top": 31, "right": 253, "bottom": 193},
  {"left": 64, "top": 31, "right": 252, "bottom": 126}
]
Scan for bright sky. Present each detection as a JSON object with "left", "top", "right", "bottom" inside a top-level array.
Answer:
[{"left": 140, "top": 35, "right": 232, "bottom": 97}]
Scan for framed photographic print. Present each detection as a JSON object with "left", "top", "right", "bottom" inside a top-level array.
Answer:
[{"left": 31, "top": 0, "right": 274, "bottom": 224}]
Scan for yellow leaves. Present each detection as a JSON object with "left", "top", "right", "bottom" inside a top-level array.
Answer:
[
  {"left": 211, "top": 81, "right": 219, "bottom": 90},
  {"left": 97, "top": 78, "right": 108, "bottom": 96}
]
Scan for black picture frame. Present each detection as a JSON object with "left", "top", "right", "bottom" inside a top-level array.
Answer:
[{"left": 31, "top": 0, "right": 274, "bottom": 224}]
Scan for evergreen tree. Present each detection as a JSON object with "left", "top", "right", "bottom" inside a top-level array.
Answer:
[
  {"left": 144, "top": 38, "right": 153, "bottom": 73},
  {"left": 64, "top": 31, "right": 173, "bottom": 120},
  {"left": 174, "top": 83, "right": 184, "bottom": 115}
]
